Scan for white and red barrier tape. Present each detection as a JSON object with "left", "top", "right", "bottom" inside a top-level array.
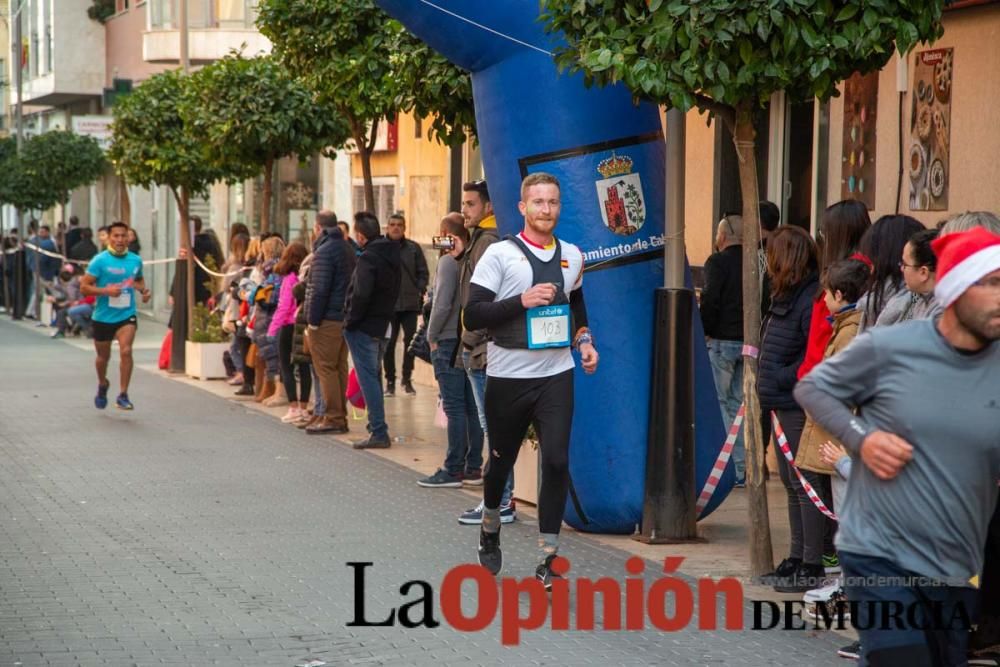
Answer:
[
  {"left": 771, "top": 411, "right": 839, "bottom": 521},
  {"left": 5, "top": 242, "right": 247, "bottom": 277},
  {"left": 695, "top": 403, "right": 746, "bottom": 514}
]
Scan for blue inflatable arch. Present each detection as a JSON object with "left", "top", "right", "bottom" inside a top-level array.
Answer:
[{"left": 378, "top": 0, "right": 733, "bottom": 533}]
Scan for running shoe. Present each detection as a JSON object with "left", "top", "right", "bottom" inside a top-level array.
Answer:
[
  {"left": 417, "top": 469, "right": 463, "bottom": 488},
  {"left": 462, "top": 469, "right": 484, "bottom": 486},
  {"left": 969, "top": 649, "right": 1000, "bottom": 666},
  {"left": 759, "top": 557, "right": 801, "bottom": 585},
  {"left": 806, "top": 589, "right": 851, "bottom": 624},
  {"left": 803, "top": 578, "right": 842, "bottom": 604},
  {"left": 478, "top": 528, "right": 502, "bottom": 575},
  {"left": 116, "top": 393, "right": 134, "bottom": 410},
  {"left": 774, "top": 562, "right": 826, "bottom": 593},
  {"left": 94, "top": 382, "right": 110, "bottom": 410},
  {"left": 535, "top": 554, "right": 563, "bottom": 592},
  {"left": 837, "top": 641, "right": 861, "bottom": 660},
  {"left": 458, "top": 500, "right": 516, "bottom": 525}
]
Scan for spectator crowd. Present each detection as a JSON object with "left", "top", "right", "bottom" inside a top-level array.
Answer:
[{"left": 699, "top": 201, "right": 1000, "bottom": 663}]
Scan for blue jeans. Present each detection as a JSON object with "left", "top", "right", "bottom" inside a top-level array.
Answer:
[
  {"left": 229, "top": 335, "right": 245, "bottom": 374},
  {"left": 67, "top": 303, "right": 93, "bottom": 334},
  {"left": 707, "top": 338, "right": 745, "bottom": 479},
  {"left": 434, "top": 339, "right": 484, "bottom": 475},
  {"left": 840, "top": 551, "right": 977, "bottom": 666},
  {"left": 311, "top": 365, "right": 325, "bottom": 416},
  {"left": 463, "top": 349, "right": 513, "bottom": 506},
  {"left": 344, "top": 329, "right": 388, "bottom": 439}
]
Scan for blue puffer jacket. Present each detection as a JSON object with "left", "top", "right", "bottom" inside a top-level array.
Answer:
[
  {"left": 306, "top": 227, "right": 356, "bottom": 327},
  {"left": 758, "top": 274, "right": 817, "bottom": 411}
]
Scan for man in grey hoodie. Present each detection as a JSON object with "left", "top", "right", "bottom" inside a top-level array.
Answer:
[{"left": 795, "top": 227, "right": 1000, "bottom": 665}]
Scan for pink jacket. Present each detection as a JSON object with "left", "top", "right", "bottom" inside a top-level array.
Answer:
[{"left": 268, "top": 272, "right": 299, "bottom": 336}]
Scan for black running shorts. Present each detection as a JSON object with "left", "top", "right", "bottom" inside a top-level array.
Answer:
[{"left": 92, "top": 315, "right": 138, "bottom": 342}]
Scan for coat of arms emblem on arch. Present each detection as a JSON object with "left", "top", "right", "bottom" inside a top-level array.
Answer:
[{"left": 595, "top": 154, "right": 645, "bottom": 236}]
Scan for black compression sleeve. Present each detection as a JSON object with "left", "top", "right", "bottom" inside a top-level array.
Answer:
[
  {"left": 570, "top": 287, "right": 589, "bottom": 332},
  {"left": 463, "top": 284, "right": 525, "bottom": 331}
]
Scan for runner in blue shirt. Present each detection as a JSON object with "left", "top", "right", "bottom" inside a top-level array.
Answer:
[{"left": 80, "top": 221, "right": 151, "bottom": 410}]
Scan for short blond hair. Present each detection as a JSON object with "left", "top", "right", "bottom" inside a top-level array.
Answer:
[{"left": 520, "top": 172, "right": 561, "bottom": 201}]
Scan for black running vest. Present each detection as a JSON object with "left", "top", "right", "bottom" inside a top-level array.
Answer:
[{"left": 489, "top": 235, "right": 570, "bottom": 350}]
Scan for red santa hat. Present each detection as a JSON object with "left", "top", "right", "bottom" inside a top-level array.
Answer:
[{"left": 932, "top": 226, "right": 1000, "bottom": 308}]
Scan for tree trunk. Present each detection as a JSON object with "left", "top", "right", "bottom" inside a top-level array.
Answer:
[
  {"left": 119, "top": 178, "right": 131, "bottom": 227},
  {"left": 174, "top": 187, "right": 195, "bottom": 339},
  {"left": 261, "top": 158, "right": 274, "bottom": 233},
  {"left": 733, "top": 106, "right": 774, "bottom": 579},
  {"left": 351, "top": 118, "right": 377, "bottom": 214}
]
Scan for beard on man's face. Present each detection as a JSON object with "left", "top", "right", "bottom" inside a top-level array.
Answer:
[{"left": 955, "top": 296, "right": 1000, "bottom": 343}]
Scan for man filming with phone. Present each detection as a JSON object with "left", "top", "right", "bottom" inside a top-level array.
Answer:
[{"left": 463, "top": 172, "right": 598, "bottom": 587}]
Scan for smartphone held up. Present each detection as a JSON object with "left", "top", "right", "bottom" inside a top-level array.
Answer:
[{"left": 431, "top": 235, "right": 455, "bottom": 251}]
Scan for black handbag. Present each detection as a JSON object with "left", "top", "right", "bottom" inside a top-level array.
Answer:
[{"left": 408, "top": 322, "right": 432, "bottom": 364}]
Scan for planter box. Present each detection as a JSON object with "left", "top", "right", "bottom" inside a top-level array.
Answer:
[
  {"left": 185, "top": 340, "right": 230, "bottom": 380},
  {"left": 513, "top": 440, "right": 541, "bottom": 507}
]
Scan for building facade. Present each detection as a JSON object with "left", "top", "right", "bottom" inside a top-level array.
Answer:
[{"left": 684, "top": 1, "right": 1000, "bottom": 267}]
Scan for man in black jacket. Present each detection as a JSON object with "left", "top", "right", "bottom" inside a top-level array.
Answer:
[
  {"left": 700, "top": 214, "right": 745, "bottom": 483},
  {"left": 64, "top": 216, "right": 83, "bottom": 255},
  {"left": 305, "top": 210, "right": 357, "bottom": 434},
  {"left": 69, "top": 228, "right": 99, "bottom": 262},
  {"left": 383, "top": 213, "right": 429, "bottom": 396},
  {"left": 343, "top": 212, "right": 401, "bottom": 449}
]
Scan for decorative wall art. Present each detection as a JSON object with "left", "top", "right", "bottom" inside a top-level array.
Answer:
[
  {"left": 841, "top": 72, "right": 879, "bottom": 208},
  {"left": 909, "top": 48, "right": 953, "bottom": 211}
]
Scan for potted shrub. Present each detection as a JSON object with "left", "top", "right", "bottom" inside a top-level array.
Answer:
[
  {"left": 185, "top": 302, "right": 230, "bottom": 380},
  {"left": 513, "top": 425, "right": 542, "bottom": 506}
]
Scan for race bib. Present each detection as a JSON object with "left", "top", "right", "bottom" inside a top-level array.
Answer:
[
  {"left": 526, "top": 304, "right": 570, "bottom": 349},
  {"left": 109, "top": 290, "right": 132, "bottom": 309}
]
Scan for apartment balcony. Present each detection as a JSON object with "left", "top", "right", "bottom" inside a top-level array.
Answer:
[
  {"left": 143, "top": 0, "right": 271, "bottom": 64},
  {"left": 13, "top": 0, "right": 105, "bottom": 107}
]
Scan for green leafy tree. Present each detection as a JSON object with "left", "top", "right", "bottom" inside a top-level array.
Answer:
[
  {"left": 389, "top": 35, "right": 477, "bottom": 150},
  {"left": 109, "top": 69, "right": 230, "bottom": 221},
  {"left": 21, "top": 130, "right": 106, "bottom": 207},
  {"left": 0, "top": 132, "right": 105, "bottom": 213},
  {"left": 0, "top": 138, "right": 54, "bottom": 212},
  {"left": 543, "top": 0, "right": 945, "bottom": 576},
  {"left": 257, "top": 0, "right": 475, "bottom": 213},
  {"left": 181, "top": 53, "right": 352, "bottom": 233}
]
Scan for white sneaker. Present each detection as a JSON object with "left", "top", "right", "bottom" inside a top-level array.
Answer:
[
  {"left": 281, "top": 407, "right": 302, "bottom": 423},
  {"left": 803, "top": 577, "right": 842, "bottom": 604}
]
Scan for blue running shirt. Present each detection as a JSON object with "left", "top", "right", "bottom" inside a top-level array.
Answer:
[{"left": 86, "top": 250, "right": 144, "bottom": 323}]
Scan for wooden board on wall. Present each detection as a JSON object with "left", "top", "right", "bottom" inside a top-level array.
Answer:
[
  {"left": 908, "top": 48, "right": 953, "bottom": 211},
  {"left": 841, "top": 72, "right": 879, "bottom": 209}
]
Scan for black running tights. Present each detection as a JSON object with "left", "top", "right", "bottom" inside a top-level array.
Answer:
[{"left": 483, "top": 369, "right": 574, "bottom": 535}]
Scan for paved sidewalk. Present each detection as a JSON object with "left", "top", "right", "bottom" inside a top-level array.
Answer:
[{"left": 1, "top": 317, "right": 849, "bottom": 665}]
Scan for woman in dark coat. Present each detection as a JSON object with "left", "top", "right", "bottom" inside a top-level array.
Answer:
[{"left": 757, "top": 226, "right": 828, "bottom": 594}]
